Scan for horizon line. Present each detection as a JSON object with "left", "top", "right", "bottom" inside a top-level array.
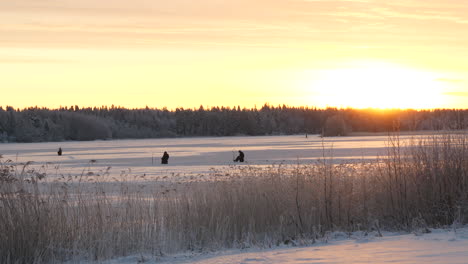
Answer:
[{"left": 2, "top": 104, "right": 468, "bottom": 112}]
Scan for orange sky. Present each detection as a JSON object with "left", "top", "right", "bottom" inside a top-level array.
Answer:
[{"left": 1, "top": 0, "right": 468, "bottom": 109}]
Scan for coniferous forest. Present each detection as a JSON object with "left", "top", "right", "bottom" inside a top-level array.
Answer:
[{"left": 0, "top": 104, "right": 467, "bottom": 142}]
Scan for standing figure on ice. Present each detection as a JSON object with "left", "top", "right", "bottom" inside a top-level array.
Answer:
[
  {"left": 234, "top": 150, "right": 245, "bottom": 162},
  {"left": 57, "top": 147, "right": 62, "bottom": 156},
  {"left": 161, "top": 151, "right": 169, "bottom": 164}
]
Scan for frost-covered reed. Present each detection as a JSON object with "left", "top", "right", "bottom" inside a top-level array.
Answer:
[{"left": 0, "top": 132, "right": 467, "bottom": 263}]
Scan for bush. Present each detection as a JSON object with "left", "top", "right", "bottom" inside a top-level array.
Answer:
[{"left": 322, "top": 115, "right": 350, "bottom": 137}]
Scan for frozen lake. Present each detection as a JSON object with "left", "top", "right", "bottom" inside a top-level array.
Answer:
[{"left": 0, "top": 134, "right": 411, "bottom": 179}]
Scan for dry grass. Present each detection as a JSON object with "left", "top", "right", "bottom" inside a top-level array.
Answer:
[{"left": 0, "top": 132, "right": 467, "bottom": 263}]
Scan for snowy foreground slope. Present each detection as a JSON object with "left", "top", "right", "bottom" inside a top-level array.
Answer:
[{"left": 96, "top": 227, "right": 468, "bottom": 264}]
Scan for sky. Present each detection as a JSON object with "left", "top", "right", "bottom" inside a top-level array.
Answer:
[{"left": 1, "top": 0, "right": 468, "bottom": 109}]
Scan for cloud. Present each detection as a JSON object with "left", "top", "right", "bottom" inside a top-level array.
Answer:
[
  {"left": 370, "top": 7, "right": 468, "bottom": 24},
  {"left": 297, "top": 0, "right": 468, "bottom": 25},
  {"left": 2, "top": 0, "right": 468, "bottom": 50}
]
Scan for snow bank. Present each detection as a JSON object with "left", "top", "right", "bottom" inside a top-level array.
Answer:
[{"left": 97, "top": 227, "right": 468, "bottom": 264}]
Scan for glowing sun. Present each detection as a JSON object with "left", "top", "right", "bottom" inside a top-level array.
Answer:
[{"left": 311, "top": 62, "right": 446, "bottom": 109}]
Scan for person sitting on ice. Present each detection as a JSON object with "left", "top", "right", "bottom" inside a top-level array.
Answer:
[
  {"left": 161, "top": 151, "right": 169, "bottom": 164},
  {"left": 234, "top": 150, "right": 245, "bottom": 162},
  {"left": 57, "top": 147, "right": 62, "bottom": 156}
]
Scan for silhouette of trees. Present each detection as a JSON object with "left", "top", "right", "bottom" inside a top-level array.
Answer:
[{"left": 0, "top": 105, "right": 466, "bottom": 142}]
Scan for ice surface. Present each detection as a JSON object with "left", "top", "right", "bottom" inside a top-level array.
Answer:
[{"left": 0, "top": 134, "right": 413, "bottom": 180}]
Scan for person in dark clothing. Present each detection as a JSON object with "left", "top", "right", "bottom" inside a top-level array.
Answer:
[
  {"left": 161, "top": 151, "right": 169, "bottom": 164},
  {"left": 57, "top": 147, "right": 62, "bottom": 156},
  {"left": 234, "top": 150, "right": 244, "bottom": 162}
]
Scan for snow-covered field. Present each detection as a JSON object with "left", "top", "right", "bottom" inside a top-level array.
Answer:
[
  {"left": 2, "top": 134, "right": 467, "bottom": 264},
  {"left": 0, "top": 134, "right": 408, "bottom": 180},
  {"left": 101, "top": 227, "right": 468, "bottom": 264}
]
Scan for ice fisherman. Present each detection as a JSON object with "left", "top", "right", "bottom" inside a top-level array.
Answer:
[
  {"left": 161, "top": 151, "right": 169, "bottom": 164},
  {"left": 234, "top": 150, "right": 245, "bottom": 162},
  {"left": 57, "top": 147, "right": 62, "bottom": 156}
]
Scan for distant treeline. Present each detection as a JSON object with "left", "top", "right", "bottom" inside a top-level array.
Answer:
[{"left": 0, "top": 105, "right": 467, "bottom": 142}]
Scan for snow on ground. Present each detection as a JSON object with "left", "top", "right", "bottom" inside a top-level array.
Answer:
[
  {"left": 4, "top": 135, "right": 466, "bottom": 263},
  {"left": 100, "top": 227, "right": 468, "bottom": 264},
  {"left": 0, "top": 134, "right": 414, "bottom": 180}
]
